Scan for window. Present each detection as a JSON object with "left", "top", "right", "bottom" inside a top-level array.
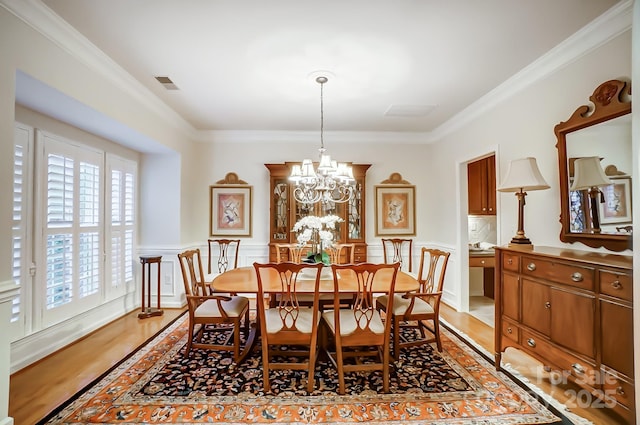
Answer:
[{"left": 11, "top": 124, "right": 138, "bottom": 339}]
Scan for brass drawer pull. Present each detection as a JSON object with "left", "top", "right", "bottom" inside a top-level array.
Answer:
[
  {"left": 571, "top": 363, "right": 585, "bottom": 375},
  {"left": 545, "top": 302, "right": 551, "bottom": 309},
  {"left": 527, "top": 263, "right": 536, "bottom": 271},
  {"left": 507, "top": 259, "right": 513, "bottom": 265},
  {"left": 527, "top": 338, "right": 536, "bottom": 348},
  {"left": 616, "top": 386, "right": 625, "bottom": 396},
  {"left": 611, "top": 280, "right": 622, "bottom": 289},
  {"left": 571, "top": 272, "right": 583, "bottom": 282},
  {"left": 507, "top": 327, "right": 513, "bottom": 334}
]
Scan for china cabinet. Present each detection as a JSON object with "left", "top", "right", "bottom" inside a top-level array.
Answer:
[
  {"left": 468, "top": 155, "right": 496, "bottom": 215},
  {"left": 495, "top": 246, "right": 634, "bottom": 423},
  {"left": 265, "top": 163, "right": 371, "bottom": 263}
]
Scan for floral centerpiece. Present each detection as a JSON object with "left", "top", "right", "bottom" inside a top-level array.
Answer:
[{"left": 292, "top": 214, "right": 343, "bottom": 265}]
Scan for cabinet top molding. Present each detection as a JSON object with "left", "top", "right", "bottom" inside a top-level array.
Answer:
[
  {"left": 216, "top": 172, "right": 248, "bottom": 185},
  {"left": 380, "top": 172, "right": 411, "bottom": 185}
]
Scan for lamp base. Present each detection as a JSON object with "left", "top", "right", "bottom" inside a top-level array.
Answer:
[
  {"left": 509, "top": 235, "right": 534, "bottom": 250},
  {"left": 508, "top": 242, "right": 535, "bottom": 250}
]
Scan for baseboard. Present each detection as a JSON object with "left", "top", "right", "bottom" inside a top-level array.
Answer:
[{"left": 0, "top": 416, "right": 15, "bottom": 425}]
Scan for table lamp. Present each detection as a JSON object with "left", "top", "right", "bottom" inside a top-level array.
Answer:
[
  {"left": 569, "top": 156, "right": 611, "bottom": 233},
  {"left": 498, "top": 157, "right": 550, "bottom": 247}
]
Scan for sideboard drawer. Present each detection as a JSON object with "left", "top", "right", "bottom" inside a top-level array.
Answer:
[
  {"left": 522, "top": 256, "right": 594, "bottom": 291},
  {"left": 599, "top": 270, "right": 632, "bottom": 302},
  {"left": 502, "top": 320, "right": 519, "bottom": 343},
  {"left": 603, "top": 371, "right": 635, "bottom": 410},
  {"left": 521, "top": 329, "right": 598, "bottom": 387},
  {"left": 502, "top": 253, "right": 519, "bottom": 272}
]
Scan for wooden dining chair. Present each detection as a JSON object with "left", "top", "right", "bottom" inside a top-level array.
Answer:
[
  {"left": 326, "top": 243, "right": 355, "bottom": 264},
  {"left": 178, "top": 248, "right": 251, "bottom": 363},
  {"left": 322, "top": 262, "right": 400, "bottom": 395},
  {"left": 381, "top": 238, "right": 413, "bottom": 272},
  {"left": 207, "top": 239, "right": 240, "bottom": 274},
  {"left": 376, "top": 247, "right": 450, "bottom": 360},
  {"left": 253, "top": 261, "right": 324, "bottom": 393}
]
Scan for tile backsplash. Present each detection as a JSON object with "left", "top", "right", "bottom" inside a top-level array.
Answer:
[{"left": 468, "top": 215, "right": 497, "bottom": 245}]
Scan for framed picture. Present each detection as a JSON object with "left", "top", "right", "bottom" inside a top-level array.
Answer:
[
  {"left": 599, "top": 177, "right": 632, "bottom": 224},
  {"left": 375, "top": 185, "right": 416, "bottom": 236},
  {"left": 210, "top": 185, "right": 252, "bottom": 236}
]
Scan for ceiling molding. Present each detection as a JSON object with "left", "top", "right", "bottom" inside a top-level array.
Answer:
[
  {"left": 198, "top": 130, "right": 429, "bottom": 144},
  {"left": 1, "top": 0, "right": 632, "bottom": 148}
]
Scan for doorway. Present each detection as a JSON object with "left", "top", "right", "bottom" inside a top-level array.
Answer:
[{"left": 467, "top": 154, "right": 497, "bottom": 327}]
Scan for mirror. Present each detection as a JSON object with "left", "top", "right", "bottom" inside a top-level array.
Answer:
[{"left": 555, "top": 79, "right": 632, "bottom": 251}]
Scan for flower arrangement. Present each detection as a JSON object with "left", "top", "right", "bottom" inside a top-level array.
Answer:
[{"left": 292, "top": 214, "right": 343, "bottom": 265}]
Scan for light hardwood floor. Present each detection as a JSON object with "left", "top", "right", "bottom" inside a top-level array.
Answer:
[{"left": 9, "top": 304, "right": 629, "bottom": 424}]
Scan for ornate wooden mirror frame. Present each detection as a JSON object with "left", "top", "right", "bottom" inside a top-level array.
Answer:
[{"left": 555, "top": 79, "right": 632, "bottom": 251}]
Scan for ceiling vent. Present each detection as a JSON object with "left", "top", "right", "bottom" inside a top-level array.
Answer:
[
  {"left": 155, "top": 76, "right": 179, "bottom": 90},
  {"left": 384, "top": 104, "right": 436, "bottom": 117}
]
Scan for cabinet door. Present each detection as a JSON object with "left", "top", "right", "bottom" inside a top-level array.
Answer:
[
  {"left": 521, "top": 279, "right": 550, "bottom": 336},
  {"left": 550, "top": 287, "right": 595, "bottom": 359},
  {"left": 486, "top": 156, "right": 496, "bottom": 214},
  {"left": 600, "top": 299, "right": 634, "bottom": 378},
  {"left": 347, "top": 178, "right": 364, "bottom": 242},
  {"left": 502, "top": 273, "right": 520, "bottom": 321},
  {"left": 271, "top": 178, "right": 290, "bottom": 242},
  {"left": 467, "top": 160, "right": 485, "bottom": 215}
]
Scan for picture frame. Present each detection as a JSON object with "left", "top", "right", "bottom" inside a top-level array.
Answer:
[
  {"left": 210, "top": 185, "right": 252, "bottom": 236},
  {"left": 599, "top": 177, "right": 632, "bottom": 225},
  {"left": 375, "top": 185, "right": 416, "bottom": 236}
]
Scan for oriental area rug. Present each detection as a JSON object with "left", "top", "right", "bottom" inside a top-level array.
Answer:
[{"left": 40, "top": 313, "right": 566, "bottom": 425}]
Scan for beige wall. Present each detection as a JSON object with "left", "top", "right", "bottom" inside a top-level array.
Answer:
[{"left": 430, "top": 30, "right": 632, "bottom": 252}]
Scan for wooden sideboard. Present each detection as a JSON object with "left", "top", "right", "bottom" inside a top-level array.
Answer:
[{"left": 494, "top": 246, "right": 634, "bottom": 423}]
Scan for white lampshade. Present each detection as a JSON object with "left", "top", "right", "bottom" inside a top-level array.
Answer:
[
  {"left": 498, "top": 157, "right": 550, "bottom": 192},
  {"left": 570, "top": 156, "right": 611, "bottom": 191}
]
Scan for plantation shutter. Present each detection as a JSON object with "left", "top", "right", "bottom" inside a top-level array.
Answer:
[
  {"left": 10, "top": 123, "right": 33, "bottom": 340},
  {"left": 105, "top": 154, "right": 137, "bottom": 301},
  {"left": 40, "top": 131, "right": 103, "bottom": 326}
]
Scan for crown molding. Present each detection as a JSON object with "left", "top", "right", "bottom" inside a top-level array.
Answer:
[
  {"left": 197, "top": 130, "right": 428, "bottom": 144},
  {"left": 0, "top": 0, "right": 198, "bottom": 140},
  {"left": 429, "top": 0, "right": 633, "bottom": 143}
]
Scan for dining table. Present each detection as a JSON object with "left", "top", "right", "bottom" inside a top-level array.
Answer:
[
  {"left": 210, "top": 265, "right": 419, "bottom": 294},
  {"left": 210, "top": 265, "right": 420, "bottom": 363}
]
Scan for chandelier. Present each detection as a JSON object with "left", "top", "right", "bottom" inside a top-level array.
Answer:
[{"left": 289, "top": 76, "right": 355, "bottom": 204}]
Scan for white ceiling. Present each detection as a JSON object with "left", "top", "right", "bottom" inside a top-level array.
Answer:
[{"left": 30, "top": 1, "right": 623, "bottom": 139}]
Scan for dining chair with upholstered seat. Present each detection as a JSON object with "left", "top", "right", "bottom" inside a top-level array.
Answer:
[
  {"left": 381, "top": 238, "right": 413, "bottom": 272},
  {"left": 207, "top": 238, "right": 241, "bottom": 295},
  {"left": 326, "top": 243, "right": 355, "bottom": 265},
  {"left": 322, "top": 262, "right": 400, "bottom": 395},
  {"left": 253, "top": 261, "right": 324, "bottom": 393},
  {"left": 208, "top": 238, "right": 240, "bottom": 275},
  {"left": 178, "top": 248, "right": 251, "bottom": 363},
  {"left": 376, "top": 247, "right": 450, "bottom": 360},
  {"left": 274, "top": 243, "right": 313, "bottom": 263}
]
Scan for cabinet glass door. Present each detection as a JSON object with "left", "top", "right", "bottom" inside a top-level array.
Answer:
[
  {"left": 348, "top": 180, "right": 364, "bottom": 240},
  {"left": 272, "top": 179, "right": 289, "bottom": 241}
]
